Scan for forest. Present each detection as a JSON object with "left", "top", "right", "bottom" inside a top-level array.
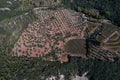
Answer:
[
  {"left": 0, "top": 40, "right": 120, "bottom": 80},
  {"left": 62, "top": 0, "right": 120, "bottom": 26}
]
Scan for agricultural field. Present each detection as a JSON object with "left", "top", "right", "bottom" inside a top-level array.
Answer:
[
  {"left": 103, "top": 34, "right": 120, "bottom": 51},
  {"left": 101, "top": 23, "right": 118, "bottom": 38},
  {"left": 96, "top": 23, "right": 120, "bottom": 51},
  {"left": 11, "top": 9, "right": 86, "bottom": 62},
  {"left": 84, "top": 22, "right": 99, "bottom": 37},
  {"left": 64, "top": 39, "right": 86, "bottom": 54}
]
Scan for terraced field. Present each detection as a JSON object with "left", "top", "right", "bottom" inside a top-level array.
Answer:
[
  {"left": 84, "top": 22, "right": 99, "bottom": 37},
  {"left": 0, "top": 4, "right": 120, "bottom": 63},
  {"left": 12, "top": 9, "right": 86, "bottom": 62},
  {"left": 103, "top": 32, "right": 120, "bottom": 51},
  {"left": 9, "top": 8, "right": 119, "bottom": 62},
  {"left": 95, "top": 23, "right": 120, "bottom": 51},
  {"left": 102, "top": 23, "right": 118, "bottom": 38},
  {"left": 83, "top": 19, "right": 120, "bottom": 60}
]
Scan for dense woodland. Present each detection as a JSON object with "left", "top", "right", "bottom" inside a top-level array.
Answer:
[
  {"left": 0, "top": 39, "right": 120, "bottom": 80},
  {"left": 62, "top": 0, "right": 120, "bottom": 26},
  {"left": 0, "top": 49, "right": 120, "bottom": 80}
]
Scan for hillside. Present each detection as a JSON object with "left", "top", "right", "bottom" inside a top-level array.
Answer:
[
  {"left": 0, "top": 0, "right": 120, "bottom": 80},
  {"left": 62, "top": 0, "right": 120, "bottom": 26}
]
